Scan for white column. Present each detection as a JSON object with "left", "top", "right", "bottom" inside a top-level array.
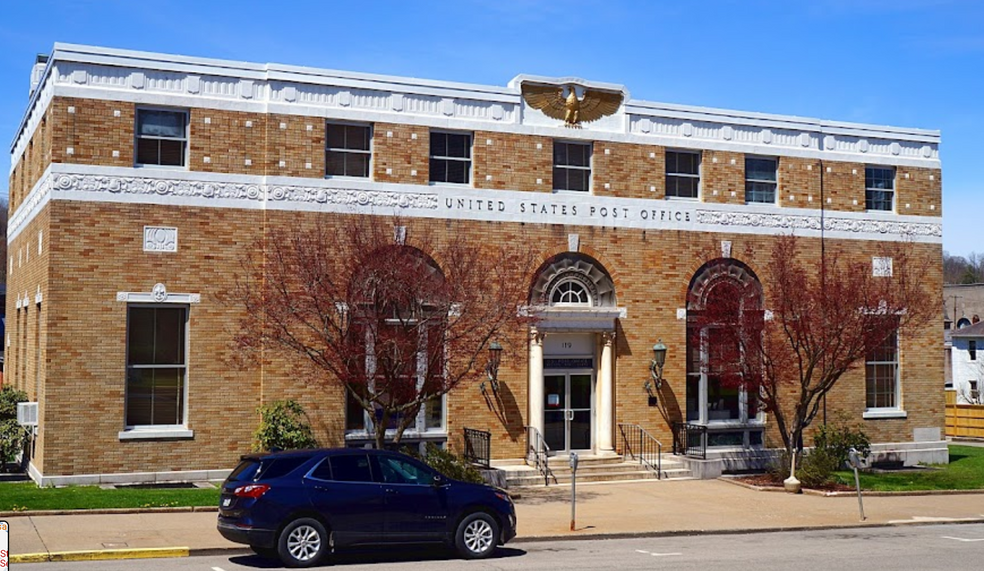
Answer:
[
  {"left": 598, "top": 331, "right": 615, "bottom": 453},
  {"left": 528, "top": 327, "right": 545, "bottom": 441}
]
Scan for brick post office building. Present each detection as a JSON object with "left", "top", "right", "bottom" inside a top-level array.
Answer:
[{"left": 6, "top": 44, "right": 945, "bottom": 486}]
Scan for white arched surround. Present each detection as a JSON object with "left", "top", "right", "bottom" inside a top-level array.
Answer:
[{"left": 528, "top": 254, "right": 625, "bottom": 455}]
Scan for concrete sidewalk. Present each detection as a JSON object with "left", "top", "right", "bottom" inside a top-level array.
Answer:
[{"left": 4, "top": 479, "right": 984, "bottom": 563}]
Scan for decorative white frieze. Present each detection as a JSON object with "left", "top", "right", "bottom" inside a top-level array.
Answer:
[
  {"left": 117, "top": 283, "right": 201, "bottom": 304},
  {"left": 144, "top": 226, "right": 178, "bottom": 252},
  {"left": 14, "top": 166, "right": 941, "bottom": 248}
]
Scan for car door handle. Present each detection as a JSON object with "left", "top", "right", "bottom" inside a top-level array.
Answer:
[{"left": 385, "top": 488, "right": 397, "bottom": 494}]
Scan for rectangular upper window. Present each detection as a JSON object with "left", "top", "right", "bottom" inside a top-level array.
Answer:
[
  {"left": 553, "top": 141, "right": 592, "bottom": 192},
  {"left": 135, "top": 109, "right": 188, "bottom": 167},
  {"left": 865, "top": 327, "right": 899, "bottom": 409},
  {"left": 970, "top": 340, "right": 977, "bottom": 361},
  {"left": 745, "top": 157, "right": 778, "bottom": 204},
  {"left": 326, "top": 123, "right": 371, "bottom": 178},
  {"left": 429, "top": 132, "right": 472, "bottom": 184},
  {"left": 125, "top": 305, "right": 188, "bottom": 427},
  {"left": 865, "top": 166, "right": 895, "bottom": 211},
  {"left": 665, "top": 151, "right": 700, "bottom": 199}
]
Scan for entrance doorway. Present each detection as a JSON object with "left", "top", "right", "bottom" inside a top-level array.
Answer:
[{"left": 543, "top": 373, "right": 593, "bottom": 453}]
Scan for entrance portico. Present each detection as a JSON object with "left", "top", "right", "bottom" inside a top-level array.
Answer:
[{"left": 526, "top": 252, "right": 623, "bottom": 456}]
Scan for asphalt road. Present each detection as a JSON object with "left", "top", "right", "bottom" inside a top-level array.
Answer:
[{"left": 17, "top": 523, "right": 984, "bottom": 570}]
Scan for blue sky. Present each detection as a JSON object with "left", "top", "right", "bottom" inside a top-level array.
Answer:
[{"left": 1, "top": 0, "right": 981, "bottom": 256}]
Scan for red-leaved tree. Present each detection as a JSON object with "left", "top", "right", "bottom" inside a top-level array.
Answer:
[
  {"left": 688, "top": 235, "right": 935, "bottom": 456},
  {"left": 232, "top": 217, "right": 535, "bottom": 449}
]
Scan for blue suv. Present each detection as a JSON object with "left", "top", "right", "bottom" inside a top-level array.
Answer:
[{"left": 217, "top": 448, "right": 516, "bottom": 567}]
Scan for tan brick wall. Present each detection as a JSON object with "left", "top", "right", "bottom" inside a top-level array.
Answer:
[
  {"left": 10, "top": 100, "right": 943, "bottom": 219},
  {"left": 702, "top": 151, "right": 744, "bottom": 205},
  {"left": 3, "top": 207, "right": 51, "bottom": 471},
  {"left": 4, "top": 98, "right": 945, "bottom": 476},
  {"left": 778, "top": 157, "right": 822, "bottom": 208},
  {"left": 897, "top": 166, "right": 942, "bottom": 216},
  {"left": 593, "top": 141, "right": 663, "bottom": 199},
  {"left": 10, "top": 200, "right": 943, "bottom": 474},
  {"left": 473, "top": 132, "right": 553, "bottom": 193},
  {"left": 372, "top": 123, "right": 430, "bottom": 184}
]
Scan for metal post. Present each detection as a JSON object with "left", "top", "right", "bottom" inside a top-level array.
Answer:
[
  {"left": 569, "top": 452, "right": 578, "bottom": 531},
  {"left": 849, "top": 447, "right": 865, "bottom": 521}
]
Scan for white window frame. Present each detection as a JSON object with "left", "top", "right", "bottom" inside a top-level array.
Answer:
[
  {"left": 120, "top": 303, "right": 193, "bottom": 440},
  {"left": 665, "top": 149, "right": 701, "bottom": 200},
  {"left": 744, "top": 156, "right": 778, "bottom": 204},
  {"left": 325, "top": 121, "right": 372, "bottom": 179},
  {"left": 865, "top": 165, "right": 896, "bottom": 213},
  {"left": 863, "top": 328, "right": 905, "bottom": 418},
  {"left": 552, "top": 140, "right": 592, "bottom": 193},
  {"left": 549, "top": 277, "right": 592, "bottom": 306},
  {"left": 429, "top": 130, "right": 472, "bottom": 185},
  {"left": 134, "top": 107, "right": 189, "bottom": 169},
  {"left": 345, "top": 319, "right": 447, "bottom": 439}
]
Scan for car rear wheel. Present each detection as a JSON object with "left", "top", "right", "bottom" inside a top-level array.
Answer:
[
  {"left": 277, "top": 517, "right": 328, "bottom": 568},
  {"left": 455, "top": 512, "right": 499, "bottom": 559}
]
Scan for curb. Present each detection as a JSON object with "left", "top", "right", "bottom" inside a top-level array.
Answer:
[
  {"left": 0, "top": 505, "right": 218, "bottom": 518},
  {"left": 11, "top": 518, "right": 984, "bottom": 563},
  {"left": 513, "top": 517, "right": 984, "bottom": 544},
  {"left": 10, "top": 547, "right": 191, "bottom": 564},
  {"left": 717, "top": 476, "right": 984, "bottom": 497}
]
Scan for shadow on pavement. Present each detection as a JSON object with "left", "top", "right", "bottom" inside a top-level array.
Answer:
[
  {"left": 514, "top": 487, "right": 601, "bottom": 505},
  {"left": 229, "top": 545, "right": 526, "bottom": 567}
]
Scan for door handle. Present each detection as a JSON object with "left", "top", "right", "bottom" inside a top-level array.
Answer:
[
  {"left": 567, "top": 410, "right": 574, "bottom": 421},
  {"left": 385, "top": 488, "right": 397, "bottom": 494}
]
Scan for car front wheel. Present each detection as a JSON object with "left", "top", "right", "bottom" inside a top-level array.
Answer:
[
  {"left": 455, "top": 512, "right": 499, "bottom": 559},
  {"left": 277, "top": 517, "right": 328, "bottom": 568}
]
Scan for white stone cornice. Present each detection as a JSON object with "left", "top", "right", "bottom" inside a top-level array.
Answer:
[{"left": 8, "top": 164, "right": 942, "bottom": 245}]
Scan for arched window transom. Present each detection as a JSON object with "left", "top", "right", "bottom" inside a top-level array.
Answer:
[{"left": 550, "top": 278, "right": 591, "bottom": 306}]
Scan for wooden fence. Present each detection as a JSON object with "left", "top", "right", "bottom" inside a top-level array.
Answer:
[{"left": 945, "top": 390, "right": 984, "bottom": 439}]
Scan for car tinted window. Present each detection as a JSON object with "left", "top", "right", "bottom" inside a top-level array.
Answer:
[
  {"left": 227, "top": 456, "right": 311, "bottom": 482},
  {"left": 377, "top": 456, "right": 434, "bottom": 485},
  {"left": 308, "top": 458, "right": 332, "bottom": 481},
  {"left": 330, "top": 454, "right": 373, "bottom": 482},
  {"left": 228, "top": 460, "right": 260, "bottom": 482},
  {"left": 259, "top": 456, "right": 311, "bottom": 480}
]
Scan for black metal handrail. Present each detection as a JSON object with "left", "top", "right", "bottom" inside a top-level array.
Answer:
[
  {"left": 673, "top": 422, "right": 708, "bottom": 459},
  {"left": 525, "top": 425, "right": 556, "bottom": 486},
  {"left": 617, "top": 423, "right": 662, "bottom": 479},
  {"left": 463, "top": 427, "right": 491, "bottom": 468}
]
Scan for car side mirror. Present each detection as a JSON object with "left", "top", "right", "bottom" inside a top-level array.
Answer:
[{"left": 432, "top": 474, "right": 445, "bottom": 487}]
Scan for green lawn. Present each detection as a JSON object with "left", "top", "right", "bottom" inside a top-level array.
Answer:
[
  {"left": 0, "top": 482, "right": 221, "bottom": 512},
  {"left": 834, "top": 445, "right": 984, "bottom": 491}
]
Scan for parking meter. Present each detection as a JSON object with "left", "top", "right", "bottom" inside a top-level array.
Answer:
[
  {"left": 848, "top": 447, "right": 860, "bottom": 469},
  {"left": 569, "top": 452, "right": 579, "bottom": 531}
]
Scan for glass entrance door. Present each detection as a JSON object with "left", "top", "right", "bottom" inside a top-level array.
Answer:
[{"left": 543, "top": 373, "right": 593, "bottom": 453}]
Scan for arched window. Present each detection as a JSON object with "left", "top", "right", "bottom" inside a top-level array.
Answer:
[
  {"left": 686, "top": 259, "right": 764, "bottom": 448},
  {"left": 531, "top": 253, "right": 615, "bottom": 308},
  {"left": 550, "top": 278, "right": 591, "bottom": 306}
]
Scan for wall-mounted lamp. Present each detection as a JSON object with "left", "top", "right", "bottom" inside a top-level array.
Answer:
[
  {"left": 644, "top": 339, "right": 667, "bottom": 396},
  {"left": 481, "top": 340, "right": 503, "bottom": 395}
]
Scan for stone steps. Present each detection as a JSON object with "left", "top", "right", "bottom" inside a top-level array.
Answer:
[{"left": 492, "top": 455, "right": 694, "bottom": 487}]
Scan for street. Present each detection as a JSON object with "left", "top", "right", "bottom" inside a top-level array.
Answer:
[{"left": 16, "top": 523, "right": 984, "bottom": 570}]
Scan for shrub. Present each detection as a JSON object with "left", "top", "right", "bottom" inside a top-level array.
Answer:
[
  {"left": 0, "top": 419, "right": 27, "bottom": 469},
  {"left": 0, "top": 387, "right": 29, "bottom": 470},
  {"left": 253, "top": 400, "right": 318, "bottom": 452},
  {"left": 769, "top": 423, "right": 872, "bottom": 488},
  {"left": 0, "top": 386, "right": 29, "bottom": 421},
  {"left": 813, "top": 422, "right": 871, "bottom": 468},
  {"left": 405, "top": 443, "right": 485, "bottom": 484}
]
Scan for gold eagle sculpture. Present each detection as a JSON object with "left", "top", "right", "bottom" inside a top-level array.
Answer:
[{"left": 522, "top": 83, "right": 623, "bottom": 128}]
